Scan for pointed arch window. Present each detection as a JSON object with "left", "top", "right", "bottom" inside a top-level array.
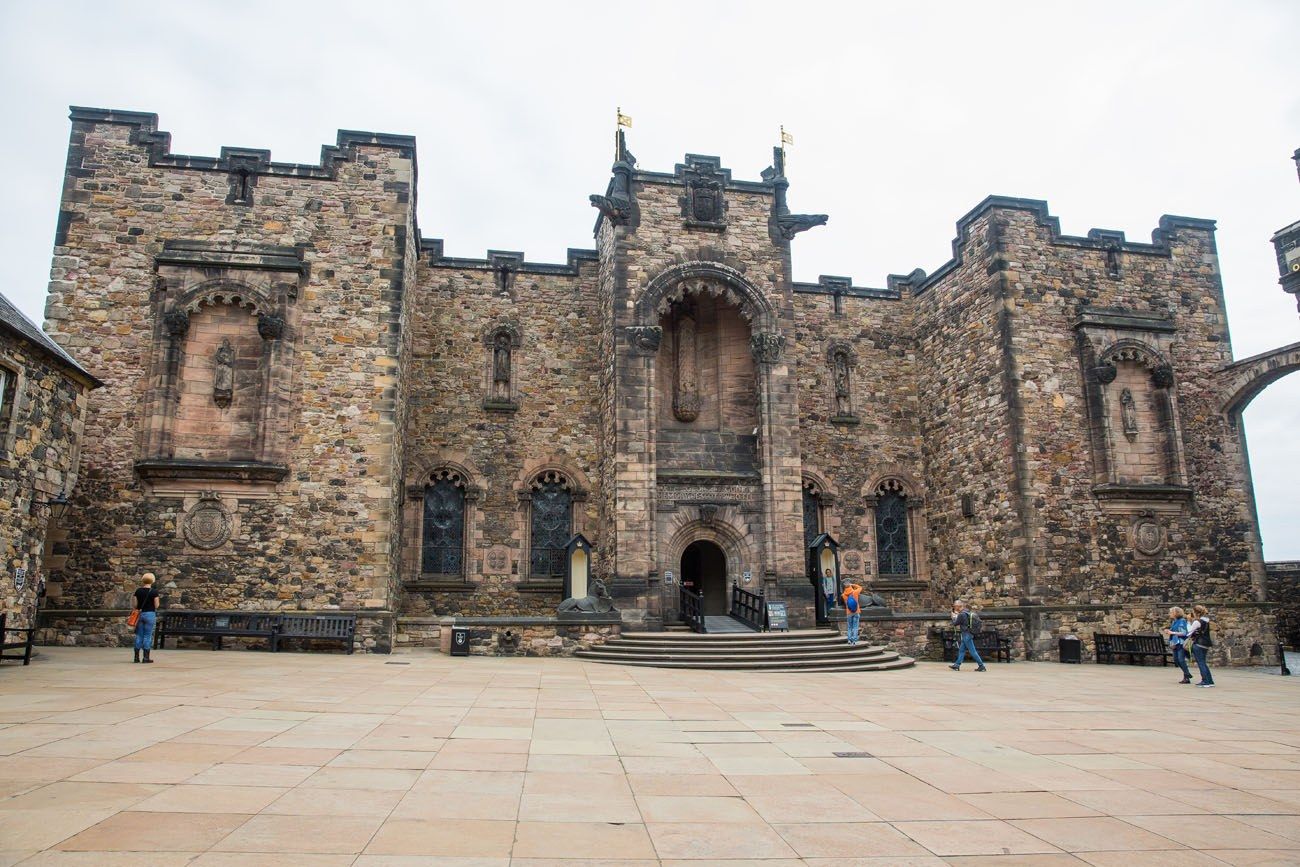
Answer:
[
  {"left": 529, "top": 471, "right": 573, "bottom": 579},
  {"left": 422, "top": 469, "right": 466, "bottom": 577},
  {"left": 875, "top": 479, "right": 910, "bottom": 577}
]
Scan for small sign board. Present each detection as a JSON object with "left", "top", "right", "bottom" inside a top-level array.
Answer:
[
  {"left": 765, "top": 601, "right": 789, "bottom": 631},
  {"left": 14, "top": 568, "right": 27, "bottom": 592},
  {"left": 663, "top": 570, "right": 674, "bottom": 585}
]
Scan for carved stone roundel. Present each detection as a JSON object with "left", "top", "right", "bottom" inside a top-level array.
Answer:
[
  {"left": 1132, "top": 517, "right": 1164, "bottom": 556},
  {"left": 184, "top": 499, "right": 232, "bottom": 550}
]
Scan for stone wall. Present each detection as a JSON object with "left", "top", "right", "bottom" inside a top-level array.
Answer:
[
  {"left": 436, "top": 615, "right": 619, "bottom": 657},
  {"left": 790, "top": 285, "right": 924, "bottom": 591},
  {"left": 399, "top": 252, "right": 602, "bottom": 616},
  {"left": 0, "top": 325, "right": 94, "bottom": 629},
  {"left": 41, "top": 109, "right": 415, "bottom": 642},
  {"left": 1267, "top": 561, "right": 1300, "bottom": 647},
  {"left": 36, "top": 608, "right": 393, "bottom": 653}
]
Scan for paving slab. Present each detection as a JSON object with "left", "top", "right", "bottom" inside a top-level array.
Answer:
[{"left": 0, "top": 646, "right": 1296, "bottom": 864}]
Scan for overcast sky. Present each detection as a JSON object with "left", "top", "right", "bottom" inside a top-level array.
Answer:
[{"left": 2, "top": 1, "right": 1296, "bottom": 558}]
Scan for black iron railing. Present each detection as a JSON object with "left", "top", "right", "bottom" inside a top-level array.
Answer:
[
  {"left": 730, "top": 582, "right": 766, "bottom": 632},
  {"left": 680, "top": 584, "right": 706, "bottom": 634}
]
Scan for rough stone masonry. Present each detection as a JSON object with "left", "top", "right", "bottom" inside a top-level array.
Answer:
[{"left": 31, "top": 107, "right": 1286, "bottom": 662}]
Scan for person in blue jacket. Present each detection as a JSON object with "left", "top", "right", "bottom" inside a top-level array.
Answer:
[{"left": 1163, "top": 606, "right": 1193, "bottom": 684}]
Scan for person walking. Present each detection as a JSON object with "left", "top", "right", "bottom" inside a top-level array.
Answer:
[
  {"left": 1162, "top": 606, "right": 1193, "bottom": 684},
  {"left": 132, "top": 573, "right": 160, "bottom": 664},
  {"left": 949, "top": 600, "right": 986, "bottom": 672},
  {"left": 1184, "top": 604, "right": 1214, "bottom": 687},
  {"left": 841, "top": 580, "right": 863, "bottom": 645}
]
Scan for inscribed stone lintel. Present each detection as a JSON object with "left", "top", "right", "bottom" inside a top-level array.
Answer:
[{"left": 1091, "top": 483, "right": 1192, "bottom": 515}]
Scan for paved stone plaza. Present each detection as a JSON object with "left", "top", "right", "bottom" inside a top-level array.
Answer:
[{"left": 1, "top": 648, "right": 1299, "bottom": 865}]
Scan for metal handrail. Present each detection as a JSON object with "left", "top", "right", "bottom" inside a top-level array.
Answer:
[
  {"left": 729, "top": 582, "right": 766, "bottom": 632},
  {"left": 680, "top": 584, "right": 706, "bottom": 634}
]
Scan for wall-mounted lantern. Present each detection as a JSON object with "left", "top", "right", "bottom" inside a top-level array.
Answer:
[
  {"left": 46, "top": 490, "right": 69, "bottom": 520},
  {"left": 564, "top": 533, "right": 594, "bottom": 601}
]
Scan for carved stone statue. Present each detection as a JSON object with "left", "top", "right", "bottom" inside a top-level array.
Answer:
[
  {"left": 1120, "top": 387, "right": 1138, "bottom": 437},
  {"left": 213, "top": 338, "right": 234, "bottom": 408},
  {"left": 833, "top": 351, "right": 852, "bottom": 417},
  {"left": 558, "top": 578, "right": 616, "bottom": 614},
  {"left": 492, "top": 332, "right": 512, "bottom": 401},
  {"left": 672, "top": 303, "right": 700, "bottom": 422}
]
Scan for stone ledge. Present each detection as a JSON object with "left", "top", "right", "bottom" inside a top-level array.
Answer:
[
  {"left": 135, "top": 458, "right": 289, "bottom": 483},
  {"left": 446, "top": 614, "right": 622, "bottom": 626}
]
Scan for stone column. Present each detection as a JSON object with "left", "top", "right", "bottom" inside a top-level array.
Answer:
[{"left": 750, "top": 330, "right": 811, "bottom": 626}]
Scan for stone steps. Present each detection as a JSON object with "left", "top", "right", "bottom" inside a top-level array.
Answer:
[{"left": 575, "top": 628, "right": 914, "bottom": 672}]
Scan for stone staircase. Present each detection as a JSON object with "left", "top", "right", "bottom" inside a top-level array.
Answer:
[{"left": 574, "top": 628, "right": 915, "bottom": 672}]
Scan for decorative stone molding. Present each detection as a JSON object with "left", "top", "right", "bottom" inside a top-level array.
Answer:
[
  {"left": 624, "top": 325, "right": 662, "bottom": 354},
  {"left": 1089, "top": 363, "right": 1117, "bottom": 384},
  {"left": 750, "top": 332, "right": 785, "bottom": 364},
  {"left": 163, "top": 311, "right": 190, "bottom": 338},
  {"left": 257, "top": 314, "right": 285, "bottom": 340}
]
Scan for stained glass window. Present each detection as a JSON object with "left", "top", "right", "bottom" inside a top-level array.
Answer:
[
  {"left": 875, "top": 485, "right": 910, "bottom": 577},
  {"left": 421, "top": 477, "right": 465, "bottom": 576},
  {"left": 530, "top": 477, "right": 572, "bottom": 578}
]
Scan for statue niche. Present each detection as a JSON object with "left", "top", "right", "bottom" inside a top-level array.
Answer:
[
  {"left": 213, "top": 338, "right": 234, "bottom": 409},
  {"left": 672, "top": 301, "right": 701, "bottom": 422},
  {"left": 492, "top": 332, "right": 512, "bottom": 402},
  {"left": 483, "top": 324, "right": 521, "bottom": 411}
]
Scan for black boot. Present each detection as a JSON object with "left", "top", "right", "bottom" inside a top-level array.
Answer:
[
  {"left": 133, "top": 649, "right": 140, "bottom": 663},
  {"left": 142, "top": 649, "right": 154, "bottom": 664}
]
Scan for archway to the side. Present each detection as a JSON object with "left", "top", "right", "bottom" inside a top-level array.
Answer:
[{"left": 681, "top": 540, "right": 728, "bottom": 616}]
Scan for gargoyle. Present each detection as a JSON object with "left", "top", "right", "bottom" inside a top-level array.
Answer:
[{"left": 776, "top": 213, "right": 829, "bottom": 240}]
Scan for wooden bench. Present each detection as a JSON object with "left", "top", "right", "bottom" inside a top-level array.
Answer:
[
  {"left": 0, "top": 612, "right": 36, "bottom": 666},
  {"left": 1094, "top": 632, "right": 1170, "bottom": 666},
  {"left": 272, "top": 613, "right": 356, "bottom": 654},
  {"left": 156, "top": 611, "right": 279, "bottom": 651},
  {"left": 939, "top": 628, "right": 1013, "bottom": 663}
]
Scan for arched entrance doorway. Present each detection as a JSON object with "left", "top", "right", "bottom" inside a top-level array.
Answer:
[{"left": 681, "top": 540, "right": 728, "bottom": 616}]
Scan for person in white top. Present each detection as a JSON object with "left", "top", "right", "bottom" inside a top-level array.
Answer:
[{"left": 1183, "top": 604, "right": 1215, "bottom": 687}]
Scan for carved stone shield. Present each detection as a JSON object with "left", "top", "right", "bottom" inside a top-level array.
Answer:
[
  {"left": 184, "top": 495, "right": 232, "bottom": 550},
  {"left": 692, "top": 183, "right": 718, "bottom": 222}
]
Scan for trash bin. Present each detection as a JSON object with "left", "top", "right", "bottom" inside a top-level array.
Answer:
[
  {"left": 450, "top": 626, "right": 470, "bottom": 657},
  {"left": 1059, "top": 634, "right": 1081, "bottom": 664}
]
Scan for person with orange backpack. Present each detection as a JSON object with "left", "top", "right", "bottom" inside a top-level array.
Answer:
[{"left": 841, "top": 580, "right": 863, "bottom": 645}]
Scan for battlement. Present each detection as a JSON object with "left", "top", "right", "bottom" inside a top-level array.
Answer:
[
  {"left": 421, "top": 240, "right": 597, "bottom": 276},
  {"left": 920, "top": 195, "right": 1218, "bottom": 293},
  {"left": 68, "top": 106, "right": 417, "bottom": 180}
]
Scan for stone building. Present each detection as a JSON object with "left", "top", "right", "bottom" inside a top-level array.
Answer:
[
  {"left": 35, "top": 107, "right": 1292, "bottom": 659},
  {"left": 0, "top": 291, "right": 99, "bottom": 630}
]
